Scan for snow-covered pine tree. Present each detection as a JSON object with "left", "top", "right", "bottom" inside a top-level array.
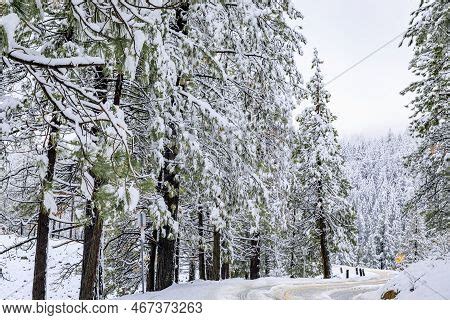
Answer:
[
  {"left": 342, "top": 133, "right": 422, "bottom": 269},
  {"left": 75, "top": 0, "right": 306, "bottom": 293},
  {"left": 0, "top": 0, "right": 148, "bottom": 299},
  {"left": 215, "top": 0, "right": 304, "bottom": 281},
  {"left": 401, "top": 210, "right": 429, "bottom": 264},
  {"left": 401, "top": 0, "right": 449, "bottom": 236},
  {"left": 151, "top": 0, "right": 305, "bottom": 285},
  {"left": 294, "top": 49, "right": 354, "bottom": 278}
]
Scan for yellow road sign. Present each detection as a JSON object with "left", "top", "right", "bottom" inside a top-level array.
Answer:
[{"left": 395, "top": 253, "right": 405, "bottom": 264}]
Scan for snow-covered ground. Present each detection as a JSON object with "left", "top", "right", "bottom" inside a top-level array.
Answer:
[
  {"left": 4, "top": 234, "right": 447, "bottom": 300},
  {"left": 0, "top": 234, "right": 82, "bottom": 299},
  {"left": 0, "top": 233, "right": 394, "bottom": 300},
  {"left": 121, "top": 267, "right": 395, "bottom": 300},
  {"left": 361, "top": 257, "right": 450, "bottom": 300}
]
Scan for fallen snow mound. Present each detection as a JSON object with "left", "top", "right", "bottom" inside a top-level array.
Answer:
[{"left": 377, "top": 257, "right": 450, "bottom": 300}]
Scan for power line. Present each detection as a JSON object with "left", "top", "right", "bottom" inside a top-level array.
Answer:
[
  {"left": 403, "top": 268, "right": 449, "bottom": 300},
  {"left": 325, "top": 30, "right": 406, "bottom": 86}
]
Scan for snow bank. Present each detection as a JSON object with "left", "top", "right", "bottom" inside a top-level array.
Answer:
[{"left": 375, "top": 257, "right": 450, "bottom": 300}]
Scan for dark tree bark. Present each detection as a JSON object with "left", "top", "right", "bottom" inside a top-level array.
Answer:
[
  {"left": 317, "top": 178, "right": 332, "bottom": 279},
  {"left": 198, "top": 209, "right": 206, "bottom": 280},
  {"left": 155, "top": 153, "right": 179, "bottom": 290},
  {"left": 70, "top": 196, "right": 75, "bottom": 239},
  {"left": 212, "top": 228, "right": 221, "bottom": 281},
  {"left": 220, "top": 228, "right": 230, "bottom": 280},
  {"left": 32, "top": 114, "right": 59, "bottom": 300},
  {"left": 221, "top": 262, "right": 229, "bottom": 280},
  {"left": 51, "top": 220, "right": 56, "bottom": 239},
  {"left": 289, "top": 210, "right": 296, "bottom": 277},
  {"left": 98, "top": 239, "right": 104, "bottom": 298},
  {"left": 206, "top": 254, "right": 213, "bottom": 280},
  {"left": 155, "top": 226, "right": 176, "bottom": 290},
  {"left": 250, "top": 233, "right": 261, "bottom": 280},
  {"left": 146, "top": 229, "right": 158, "bottom": 291},
  {"left": 155, "top": 114, "right": 180, "bottom": 290},
  {"left": 264, "top": 253, "right": 270, "bottom": 277},
  {"left": 79, "top": 197, "right": 103, "bottom": 300},
  {"left": 318, "top": 216, "right": 332, "bottom": 279},
  {"left": 175, "top": 236, "right": 180, "bottom": 283},
  {"left": 380, "top": 239, "right": 386, "bottom": 270},
  {"left": 188, "top": 259, "right": 196, "bottom": 282},
  {"left": 221, "top": 236, "right": 230, "bottom": 280}
]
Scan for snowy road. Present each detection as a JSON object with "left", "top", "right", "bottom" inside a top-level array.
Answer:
[
  {"left": 235, "top": 269, "right": 394, "bottom": 300},
  {"left": 121, "top": 266, "right": 397, "bottom": 300}
]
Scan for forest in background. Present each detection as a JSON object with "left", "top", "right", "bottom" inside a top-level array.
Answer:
[{"left": 0, "top": 0, "right": 447, "bottom": 300}]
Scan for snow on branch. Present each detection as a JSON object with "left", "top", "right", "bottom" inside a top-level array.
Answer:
[
  {"left": 7, "top": 49, "right": 105, "bottom": 69},
  {"left": 0, "top": 13, "right": 105, "bottom": 69},
  {"left": 0, "top": 237, "right": 36, "bottom": 255}
]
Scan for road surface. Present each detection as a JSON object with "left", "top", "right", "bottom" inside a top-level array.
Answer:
[{"left": 237, "top": 269, "right": 394, "bottom": 300}]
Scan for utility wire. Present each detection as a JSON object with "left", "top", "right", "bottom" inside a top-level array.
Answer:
[
  {"left": 403, "top": 268, "right": 449, "bottom": 300},
  {"left": 325, "top": 30, "right": 406, "bottom": 86}
]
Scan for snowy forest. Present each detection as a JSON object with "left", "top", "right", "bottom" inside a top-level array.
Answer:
[{"left": 0, "top": 0, "right": 448, "bottom": 300}]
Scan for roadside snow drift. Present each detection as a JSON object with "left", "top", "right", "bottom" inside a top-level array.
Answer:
[{"left": 372, "top": 257, "right": 450, "bottom": 300}]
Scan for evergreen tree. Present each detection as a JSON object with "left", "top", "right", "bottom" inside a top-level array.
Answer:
[
  {"left": 294, "top": 49, "right": 354, "bottom": 278},
  {"left": 343, "top": 133, "right": 419, "bottom": 269},
  {"left": 401, "top": 211, "right": 429, "bottom": 264},
  {"left": 401, "top": 0, "right": 449, "bottom": 235}
]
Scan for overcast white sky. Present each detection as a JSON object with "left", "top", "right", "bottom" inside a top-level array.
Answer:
[{"left": 292, "top": 0, "right": 419, "bottom": 137}]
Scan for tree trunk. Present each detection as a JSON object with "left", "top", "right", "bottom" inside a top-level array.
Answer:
[
  {"left": 221, "top": 234, "right": 230, "bottom": 280},
  {"left": 206, "top": 255, "right": 213, "bottom": 280},
  {"left": 70, "top": 196, "right": 74, "bottom": 239},
  {"left": 155, "top": 155, "right": 179, "bottom": 290},
  {"left": 32, "top": 115, "right": 59, "bottom": 300},
  {"left": 156, "top": 226, "right": 176, "bottom": 290},
  {"left": 198, "top": 209, "right": 206, "bottom": 280},
  {"left": 264, "top": 253, "right": 270, "bottom": 277},
  {"left": 188, "top": 258, "right": 196, "bottom": 282},
  {"left": 175, "top": 236, "right": 180, "bottom": 283},
  {"left": 51, "top": 220, "right": 56, "bottom": 239},
  {"left": 146, "top": 229, "right": 158, "bottom": 292},
  {"left": 79, "top": 193, "right": 103, "bottom": 299},
  {"left": 97, "top": 233, "right": 104, "bottom": 298},
  {"left": 212, "top": 228, "right": 221, "bottom": 281},
  {"left": 380, "top": 228, "right": 386, "bottom": 270},
  {"left": 318, "top": 216, "right": 332, "bottom": 279},
  {"left": 250, "top": 233, "right": 260, "bottom": 280},
  {"left": 289, "top": 210, "right": 296, "bottom": 277},
  {"left": 221, "top": 262, "right": 229, "bottom": 280}
]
